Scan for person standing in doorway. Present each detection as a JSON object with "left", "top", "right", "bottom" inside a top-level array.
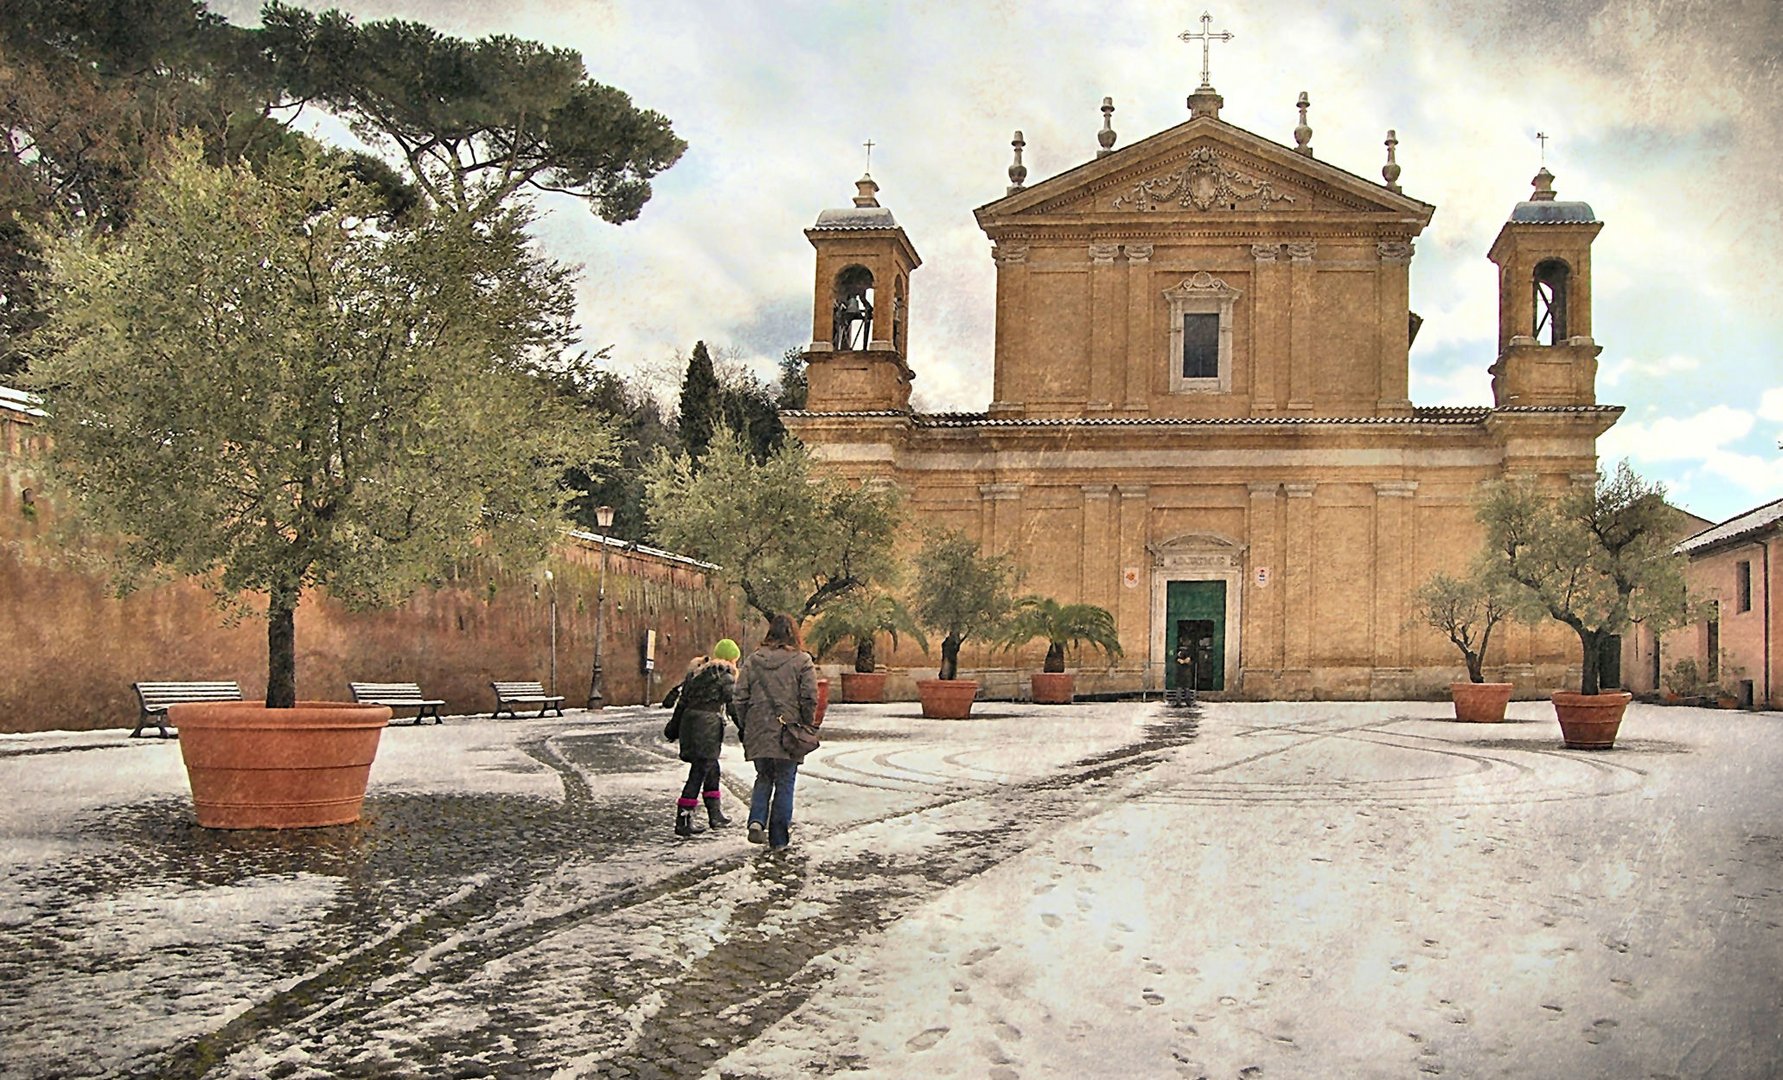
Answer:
[
  {"left": 733, "top": 613, "right": 818, "bottom": 851},
  {"left": 664, "top": 639, "right": 741, "bottom": 838}
]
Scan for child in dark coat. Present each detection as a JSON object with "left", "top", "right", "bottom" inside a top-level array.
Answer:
[{"left": 663, "top": 639, "right": 741, "bottom": 837}]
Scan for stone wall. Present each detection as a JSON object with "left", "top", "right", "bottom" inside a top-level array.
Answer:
[{"left": 0, "top": 408, "right": 750, "bottom": 733}]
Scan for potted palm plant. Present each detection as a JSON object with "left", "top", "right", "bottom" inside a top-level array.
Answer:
[
  {"left": 997, "top": 596, "right": 1122, "bottom": 704},
  {"left": 30, "top": 142, "right": 605, "bottom": 827},
  {"left": 911, "top": 529, "right": 1016, "bottom": 719},
  {"left": 1412, "top": 566, "right": 1514, "bottom": 722},
  {"left": 808, "top": 589, "right": 928, "bottom": 703},
  {"left": 1479, "top": 463, "right": 1691, "bottom": 749}
]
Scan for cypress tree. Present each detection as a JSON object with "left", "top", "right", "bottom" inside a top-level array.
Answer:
[{"left": 678, "top": 340, "right": 721, "bottom": 460}]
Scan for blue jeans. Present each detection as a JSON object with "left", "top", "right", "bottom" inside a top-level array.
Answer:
[{"left": 750, "top": 758, "right": 798, "bottom": 848}]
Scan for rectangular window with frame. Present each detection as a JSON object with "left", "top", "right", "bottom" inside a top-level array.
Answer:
[
  {"left": 1182, "top": 313, "right": 1219, "bottom": 379},
  {"left": 1736, "top": 560, "right": 1752, "bottom": 613}
]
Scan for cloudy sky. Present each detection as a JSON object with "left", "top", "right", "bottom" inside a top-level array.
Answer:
[{"left": 218, "top": 0, "right": 1782, "bottom": 524}]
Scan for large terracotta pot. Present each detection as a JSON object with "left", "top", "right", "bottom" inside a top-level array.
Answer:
[
  {"left": 1450, "top": 681, "right": 1514, "bottom": 723},
  {"left": 917, "top": 679, "right": 978, "bottom": 719},
  {"left": 171, "top": 701, "right": 391, "bottom": 829},
  {"left": 815, "top": 677, "right": 830, "bottom": 725},
  {"left": 1551, "top": 691, "right": 1632, "bottom": 750},
  {"left": 1030, "top": 672, "right": 1075, "bottom": 705},
  {"left": 840, "top": 671, "right": 887, "bottom": 703}
]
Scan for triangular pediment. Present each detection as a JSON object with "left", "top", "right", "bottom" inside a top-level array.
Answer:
[{"left": 976, "top": 115, "right": 1432, "bottom": 227}]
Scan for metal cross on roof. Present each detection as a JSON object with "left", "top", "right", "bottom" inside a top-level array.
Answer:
[
  {"left": 863, "top": 138, "right": 875, "bottom": 173},
  {"left": 1535, "top": 131, "right": 1549, "bottom": 162},
  {"left": 1179, "top": 11, "right": 1234, "bottom": 89}
]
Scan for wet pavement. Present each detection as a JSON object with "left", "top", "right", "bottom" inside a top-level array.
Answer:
[{"left": 1, "top": 699, "right": 1778, "bottom": 1078}]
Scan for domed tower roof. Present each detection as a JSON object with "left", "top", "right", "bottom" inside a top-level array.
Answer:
[
  {"left": 1508, "top": 167, "right": 1596, "bottom": 223},
  {"left": 811, "top": 174, "right": 901, "bottom": 231}
]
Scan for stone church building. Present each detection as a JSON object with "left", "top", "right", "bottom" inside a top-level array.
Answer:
[{"left": 785, "top": 77, "right": 1619, "bottom": 699}]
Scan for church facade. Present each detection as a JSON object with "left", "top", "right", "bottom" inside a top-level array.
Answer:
[{"left": 785, "top": 80, "right": 1619, "bottom": 700}]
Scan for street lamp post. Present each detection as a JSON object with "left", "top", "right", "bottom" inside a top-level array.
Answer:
[
  {"left": 544, "top": 569, "right": 557, "bottom": 697},
  {"left": 587, "top": 505, "right": 615, "bottom": 709}
]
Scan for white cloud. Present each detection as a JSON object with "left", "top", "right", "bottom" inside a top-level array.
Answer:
[
  {"left": 1759, "top": 387, "right": 1783, "bottom": 422},
  {"left": 1599, "top": 405, "right": 1755, "bottom": 463},
  {"left": 1599, "top": 353, "right": 1703, "bottom": 388}
]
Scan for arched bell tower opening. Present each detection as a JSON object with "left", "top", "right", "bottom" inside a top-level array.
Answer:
[
  {"left": 1532, "top": 258, "right": 1571, "bottom": 344},
  {"left": 832, "top": 264, "right": 875, "bottom": 350}
]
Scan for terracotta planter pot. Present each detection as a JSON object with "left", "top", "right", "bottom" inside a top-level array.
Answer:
[
  {"left": 1551, "top": 691, "right": 1632, "bottom": 750},
  {"left": 171, "top": 701, "right": 391, "bottom": 829},
  {"left": 1450, "top": 681, "right": 1514, "bottom": 723},
  {"left": 917, "top": 679, "right": 978, "bottom": 719},
  {"left": 840, "top": 671, "right": 887, "bottom": 703},
  {"left": 1030, "top": 672, "right": 1075, "bottom": 705},
  {"left": 815, "top": 677, "right": 830, "bottom": 725}
]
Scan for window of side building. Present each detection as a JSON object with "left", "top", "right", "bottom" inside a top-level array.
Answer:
[{"left": 1736, "top": 559, "right": 1752, "bottom": 613}]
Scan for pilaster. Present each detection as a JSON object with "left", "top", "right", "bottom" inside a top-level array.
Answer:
[
  {"left": 1088, "top": 243, "right": 1122, "bottom": 411},
  {"left": 1286, "top": 242, "right": 1316, "bottom": 412},
  {"left": 1250, "top": 243, "right": 1285, "bottom": 413},
  {"left": 1117, "top": 485, "right": 1150, "bottom": 676},
  {"left": 1123, "top": 244, "right": 1154, "bottom": 411},
  {"left": 989, "top": 242, "right": 1028, "bottom": 416},
  {"left": 1372, "top": 480, "right": 1417, "bottom": 676},
  {"left": 1283, "top": 482, "right": 1316, "bottom": 693},
  {"left": 1376, "top": 241, "right": 1414, "bottom": 415},
  {"left": 1081, "top": 484, "right": 1115, "bottom": 612},
  {"left": 1246, "top": 481, "right": 1283, "bottom": 671}
]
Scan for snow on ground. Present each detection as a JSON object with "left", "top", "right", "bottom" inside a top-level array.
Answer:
[{"left": 2, "top": 699, "right": 1779, "bottom": 1078}]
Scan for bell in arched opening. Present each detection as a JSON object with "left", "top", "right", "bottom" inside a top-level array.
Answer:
[{"left": 832, "top": 264, "right": 875, "bottom": 351}]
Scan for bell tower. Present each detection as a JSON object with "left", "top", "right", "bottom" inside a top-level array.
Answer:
[
  {"left": 1486, "top": 167, "right": 1604, "bottom": 406},
  {"left": 803, "top": 174, "right": 922, "bottom": 412}
]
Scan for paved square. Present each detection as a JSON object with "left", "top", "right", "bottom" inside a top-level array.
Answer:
[{"left": 1, "top": 700, "right": 1778, "bottom": 1078}]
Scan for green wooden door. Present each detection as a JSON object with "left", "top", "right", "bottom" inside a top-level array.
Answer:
[{"left": 1166, "top": 580, "right": 1226, "bottom": 691}]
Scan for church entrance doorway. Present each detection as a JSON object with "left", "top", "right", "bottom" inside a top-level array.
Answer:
[{"left": 1166, "top": 581, "right": 1225, "bottom": 691}]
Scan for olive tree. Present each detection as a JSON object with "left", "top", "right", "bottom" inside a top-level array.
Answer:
[
  {"left": 1478, "top": 462, "right": 1691, "bottom": 696},
  {"left": 27, "top": 140, "right": 614, "bottom": 707},
  {"left": 643, "top": 429, "right": 901, "bottom": 624},
  {"left": 912, "top": 528, "right": 1018, "bottom": 681}
]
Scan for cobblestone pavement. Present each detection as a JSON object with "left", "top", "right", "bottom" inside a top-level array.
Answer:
[{"left": 2, "top": 700, "right": 1778, "bottom": 1078}]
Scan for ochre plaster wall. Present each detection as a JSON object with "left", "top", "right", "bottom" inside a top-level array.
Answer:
[{"left": 0, "top": 415, "right": 748, "bottom": 733}]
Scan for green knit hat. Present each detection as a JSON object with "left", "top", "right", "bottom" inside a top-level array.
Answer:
[{"left": 712, "top": 638, "right": 741, "bottom": 662}]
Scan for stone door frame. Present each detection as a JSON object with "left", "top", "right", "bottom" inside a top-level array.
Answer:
[{"left": 1148, "top": 532, "right": 1245, "bottom": 692}]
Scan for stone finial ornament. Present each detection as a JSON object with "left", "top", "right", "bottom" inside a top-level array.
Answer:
[
  {"left": 853, "top": 173, "right": 880, "bottom": 208},
  {"left": 1382, "top": 129, "right": 1402, "bottom": 193},
  {"left": 1293, "top": 91, "right": 1312, "bottom": 156},
  {"left": 1098, "top": 97, "right": 1118, "bottom": 157},
  {"left": 1007, "top": 131, "right": 1028, "bottom": 195},
  {"left": 1529, "top": 166, "right": 1557, "bottom": 201}
]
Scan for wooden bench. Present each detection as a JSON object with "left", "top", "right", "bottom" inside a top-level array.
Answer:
[
  {"left": 491, "top": 680, "right": 565, "bottom": 719},
  {"left": 131, "top": 680, "right": 243, "bottom": 738},
  {"left": 349, "top": 682, "right": 446, "bottom": 725}
]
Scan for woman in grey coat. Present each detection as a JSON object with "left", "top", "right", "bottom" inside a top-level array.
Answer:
[{"left": 732, "top": 613, "right": 819, "bottom": 850}]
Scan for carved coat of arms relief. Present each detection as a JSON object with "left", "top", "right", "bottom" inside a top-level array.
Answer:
[{"left": 1111, "top": 147, "right": 1297, "bottom": 212}]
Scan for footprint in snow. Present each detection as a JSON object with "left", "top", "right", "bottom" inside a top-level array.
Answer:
[{"left": 905, "top": 1027, "right": 949, "bottom": 1052}]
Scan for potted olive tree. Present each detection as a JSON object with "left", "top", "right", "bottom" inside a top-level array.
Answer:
[
  {"left": 1412, "top": 566, "right": 1514, "bottom": 722},
  {"left": 910, "top": 529, "right": 1016, "bottom": 719},
  {"left": 997, "top": 596, "right": 1122, "bottom": 704},
  {"left": 1479, "top": 464, "right": 1690, "bottom": 748},
  {"left": 29, "top": 142, "right": 610, "bottom": 827},
  {"left": 808, "top": 589, "right": 927, "bottom": 703}
]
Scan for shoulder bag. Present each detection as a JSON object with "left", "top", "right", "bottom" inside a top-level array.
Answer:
[{"left": 777, "top": 712, "right": 821, "bottom": 757}]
